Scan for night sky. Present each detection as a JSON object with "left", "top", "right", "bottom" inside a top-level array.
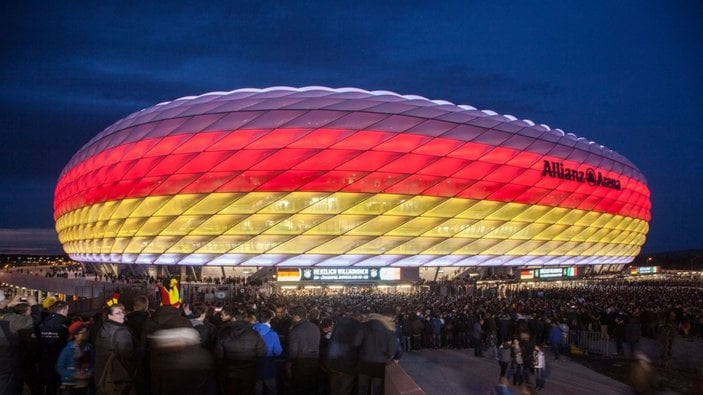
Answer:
[{"left": 1, "top": 2, "right": 701, "bottom": 255}]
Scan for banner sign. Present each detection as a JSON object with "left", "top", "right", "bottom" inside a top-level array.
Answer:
[{"left": 277, "top": 267, "right": 402, "bottom": 282}]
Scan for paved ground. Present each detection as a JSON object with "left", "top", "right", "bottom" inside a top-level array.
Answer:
[
  {"left": 400, "top": 347, "right": 631, "bottom": 395},
  {"left": 400, "top": 336, "right": 703, "bottom": 395}
]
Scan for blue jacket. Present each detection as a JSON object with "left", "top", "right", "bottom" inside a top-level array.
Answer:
[
  {"left": 252, "top": 322, "right": 283, "bottom": 357},
  {"left": 548, "top": 326, "right": 562, "bottom": 346},
  {"left": 252, "top": 322, "right": 282, "bottom": 379},
  {"left": 56, "top": 340, "right": 94, "bottom": 385}
]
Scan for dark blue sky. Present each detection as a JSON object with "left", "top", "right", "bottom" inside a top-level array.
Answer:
[{"left": 1, "top": 1, "right": 701, "bottom": 254}]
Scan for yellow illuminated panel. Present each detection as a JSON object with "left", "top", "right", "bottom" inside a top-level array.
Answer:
[
  {"left": 225, "top": 214, "right": 288, "bottom": 235},
  {"left": 386, "top": 196, "right": 447, "bottom": 216},
  {"left": 346, "top": 216, "right": 411, "bottom": 236},
  {"left": 131, "top": 196, "right": 172, "bottom": 217},
  {"left": 344, "top": 194, "right": 408, "bottom": 215},
  {"left": 301, "top": 193, "right": 371, "bottom": 214},
  {"left": 219, "top": 192, "right": 282, "bottom": 214},
  {"left": 424, "top": 198, "right": 476, "bottom": 218},
  {"left": 387, "top": 217, "right": 447, "bottom": 236},
  {"left": 55, "top": 192, "right": 650, "bottom": 261},
  {"left": 264, "top": 214, "right": 330, "bottom": 234},
  {"left": 348, "top": 236, "right": 411, "bottom": 254},
  {"left": 305, "top": 215, "right": 373, "bottom": 235},
  {"left": 185, "top": 193, "right": 243, "bottom": 215}
]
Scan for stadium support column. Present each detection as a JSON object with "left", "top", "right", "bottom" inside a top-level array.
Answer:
[{"left": 190, "top": 266, "right": 200, "bottom": 282}]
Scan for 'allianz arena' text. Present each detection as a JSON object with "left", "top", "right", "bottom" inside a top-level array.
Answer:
[{"left": 53, "top": 87, "right": 651, "bottom": 266}]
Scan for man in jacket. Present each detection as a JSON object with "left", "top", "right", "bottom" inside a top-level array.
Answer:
[
  {"left": 324, "top": 310, "right": 363, "bottom": 395},
  {"left": 287, "top": 305, "right": 321, "bottom": 395},
  {"left": 215, "top": 308, "right": 267, "bottom": 395},
  {"left": 95, "top": 303, "right": 135, "bottom": 395},
  {"left": 143, "top": 295, "right": 193, "bottom": 394},
  {"left": 356, "top": 309, "right": 401, "bottom": 395},
  {"left": 0, "top": 295, "right": 40, "bottom": 395},
  {"left": 124, "top": 295, "right": 150, "bottom": 395},
  {"left": 252, "top": 309, "right": 282, "bottom": 395},
  {"left": 38, "top": 300, "right": 70, "bottom": 395}
]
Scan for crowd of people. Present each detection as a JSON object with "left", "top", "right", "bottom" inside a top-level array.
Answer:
[{"left": 2, "top": 272, "right": 703, "bottom": 395}]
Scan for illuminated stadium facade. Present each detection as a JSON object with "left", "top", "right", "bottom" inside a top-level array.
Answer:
[{"left": 54, "top": 87, "right": 651, "bottom": 268}]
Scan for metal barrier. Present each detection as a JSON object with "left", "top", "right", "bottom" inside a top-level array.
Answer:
[{"left": 568, "top": 330, "right": 610, "bottom": 356}]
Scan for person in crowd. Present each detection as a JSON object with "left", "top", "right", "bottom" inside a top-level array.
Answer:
[
  {"left": 148, "top": 326, "right": 214, "bottom": 394},
  {"left": 625, "top": 308, "right": 642, "bottom": 357},
  {"left": 357, "top": 308, "right": 401, "bottom": 395},
  {"left": 497, "top": 341, "right": 512, "bottom": 380},
  {"left": 56, "top": 321, "right": 94, "bottom": 394},
  {"left": 143, "top": 283, "right": 193, "bottom": 394},
  {"left": 324, "top": 309, "right": 363, "bottom": 395},
  {"left": 38, "top": 300, "right": 71, "bottom": 395},
  {"left": 533, "top": 345, "right": 546, "bottom": 390},
  {"left": 659, "top": 311, "right": 677, "bottom": 368},
  {"left": 1, "top": 295, "right": 41, "bottom": 395},
  {"left": 287, "top": 305, "right": 321, "bottom": 395},
  {"left": 613, "top": 312, "right": 626, "bottom": 356},
  {"left": 252, "top": 309, "right": 282, "bottom": 395},
  {"left": 547, "top": 322, "right": 562, "bottom": 361},
  {"left": 318, "top": 317, "right": 335, "bottom": 395},
  {"left": 492, "top": 377, "right": 514, "bottom": 395},
  {"left": 214, "top": 307, "right": 267, "bottom": 395},
  {"left": 270, "top": 302, "right": 293, "bottom": 392},
  {"left": 473, "top": 317, "right": 484, "bottom": 357},
  {"left": 95, "top": 303, "right": 135, "bottom": 395},
  {"left": 629, "top": 351, "right": 657, "bottom": 395},
  {"left": 400, "top": 313, "right": 414, "bottom": 352},
  {"left": 124, "top": 295, "right": 151, "bottom": 395},
  {"left": 411, "top": 313, "right": 424, "bottom": 351},
  {"left": 511, "top": 339, "right": 524, "bottom": 386},
  {"left": 188, "top": 303, "right": 217, "bottom": 351}
]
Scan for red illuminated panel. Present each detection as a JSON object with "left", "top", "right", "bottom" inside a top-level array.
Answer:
[
  {"left": 378, "top": 154, "right": 436, "bottom": 174},
  {"left": 330, "top": 130, "right": 394, "bottom": 150},
  {"left": 211, "top": 150, "right": 276, "bottom": 172},
  {"left": 288, "top": 128, "right": 357, "bottom": 149},
  {"left": 337, "top": 151, "right": 402, "bottom": 171},
  {"left": 172, "top": 131, "right": 227, "bottom": 154},
  {"left": 54, "top": 128, "right": 651, "bottom": 222},
  {"left": 375, "top": 134, "right": 433, "bottom": 153},
  {"left": 207, "top": 129, "right": 270, "bottom": 151}
]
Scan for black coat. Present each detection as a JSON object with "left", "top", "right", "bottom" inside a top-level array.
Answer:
[
  {"left": 38, "top": 313, "right": 69, "bottom": 380},
  {"left": 324, "top": 316, "right": 362, "bottom": 374},
  {"left": 94, "top": 319, "right": 136, "bottom": 386},
  {"left": 216, "top": 321, "right": 267, "bottom": 361},
  {"left": 357, "top": 314, "right": 400, "bottom": 378},
  {"left": 144, "top": 306, "right": 194, "bottom": 392}
]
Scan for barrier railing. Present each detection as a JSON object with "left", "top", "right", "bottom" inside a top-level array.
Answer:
[{"left": 568, "top": 330, "right": 610, "bottom": 356}]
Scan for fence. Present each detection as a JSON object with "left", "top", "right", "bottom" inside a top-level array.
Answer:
[{"left": 568, "top": 330, "right": 610, "bottom": 356}]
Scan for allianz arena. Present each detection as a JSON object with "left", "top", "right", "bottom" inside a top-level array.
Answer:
[{"left": 54, "top": 87, "right": 650, "bottom": 267}]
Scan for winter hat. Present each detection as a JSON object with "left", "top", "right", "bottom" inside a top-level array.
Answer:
[
  {"left": 68, "top": 321, "right": 86, "bottom": 335},
  {"left": 42, "top": 296, "right": 57, "bottom": 309}
]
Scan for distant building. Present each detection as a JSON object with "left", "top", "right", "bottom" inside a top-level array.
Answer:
[{"left": 54, "top": 87, "right": 650, "bottom": 267}]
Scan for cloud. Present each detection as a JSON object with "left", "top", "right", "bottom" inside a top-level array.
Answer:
[{"left": 0, "top": 228, "right": 63, "bottom": 255}]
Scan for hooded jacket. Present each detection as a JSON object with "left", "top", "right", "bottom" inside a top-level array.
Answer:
[
  {"left": 358, "top": 313, "right": 400, "bottom": 366},
  {"left": 324, "top": 316, "right": 362, "bottom": 374},
  {"left": 252, "top": 322, "right": 282, "bottom": 357},
  {"left": 215, "top": 321, "right": 267, "bottom": 373},
  {"left": 252, "top": 322, "right": 282, "bottom": 379},
  {"left": 95, "top": 319, "right": 135, "bottom": 386}
]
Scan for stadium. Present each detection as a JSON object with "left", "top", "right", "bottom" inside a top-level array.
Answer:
[{"left": 53, "top": 87, "right": 651, "bottom": 274}]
